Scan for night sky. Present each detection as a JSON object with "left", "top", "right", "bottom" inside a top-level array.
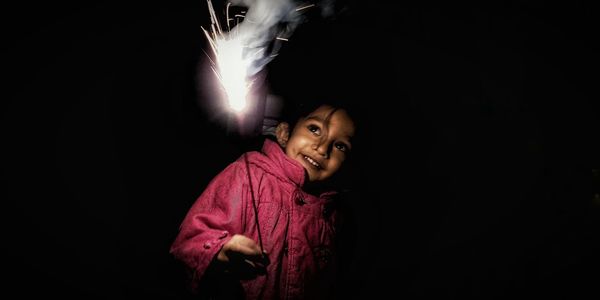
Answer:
[{"left": 2, "top": 1, "right": 596, "bottom": 299}]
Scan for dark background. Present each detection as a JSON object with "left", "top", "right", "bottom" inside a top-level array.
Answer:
[{"left": 2, "top": 1, "right": 596, "bottom": 299}]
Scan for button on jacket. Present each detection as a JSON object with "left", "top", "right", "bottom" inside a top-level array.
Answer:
[{"left": 170, "top": 139, "right": 339, "bottom": 300}]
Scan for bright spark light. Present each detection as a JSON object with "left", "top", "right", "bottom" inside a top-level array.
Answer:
[
  {"left": 213, "top": 37, "right": 252, "bottom": 112},
  {"left": 201, "top": 0, "right": 317, "bottom": 114},
  {"left": 203, "top": 0, "right": 253, "bottom": 113}
]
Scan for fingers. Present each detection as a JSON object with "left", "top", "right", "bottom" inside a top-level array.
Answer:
[
  {"left": 215, "top": 234, "right": 270, "bottom": 279},
  {"left": 219, "top": 234, "right": 268, "bottom": 263},
  {"left": 228, "top": 234, "right": 263, "bottom": 257}
]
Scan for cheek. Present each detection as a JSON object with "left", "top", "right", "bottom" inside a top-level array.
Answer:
[
  {"left": 285, "top": 137, "right": 300, "bottom": 153},
  {"left": 327, "top": 157, "right": 345, "bottom": 173},
  {"left": 286, "top": 135, "right": 305, "bottom": 149}
]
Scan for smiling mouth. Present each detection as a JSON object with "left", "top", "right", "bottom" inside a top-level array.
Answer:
[{"left": 303, "top": 155, "right": 321, "bottom": 169}]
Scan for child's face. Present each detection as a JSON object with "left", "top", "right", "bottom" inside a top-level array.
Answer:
[{"left": 284, "top": 105, "right": 355, "bottom": 183}]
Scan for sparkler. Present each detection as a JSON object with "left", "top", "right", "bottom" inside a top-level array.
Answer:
[{"left": 203, "top": 1, "right": 269, "bottom": 257}]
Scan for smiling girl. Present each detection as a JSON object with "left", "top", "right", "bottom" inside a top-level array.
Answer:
[{"left": 170, "top": 101, "right": 359, "bottom": 300}]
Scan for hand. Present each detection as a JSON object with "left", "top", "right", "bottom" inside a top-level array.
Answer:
[{"left": 215, "top": 234, "right": 269, "bottom": 278}]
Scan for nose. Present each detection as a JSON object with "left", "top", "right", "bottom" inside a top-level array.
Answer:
[{"left": 313, "top": 140, "right": 331, "bottom": 158}]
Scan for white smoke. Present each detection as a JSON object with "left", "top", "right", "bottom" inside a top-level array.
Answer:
[{"left": 225, "top": 0, "right": 335, "bottom": 77}]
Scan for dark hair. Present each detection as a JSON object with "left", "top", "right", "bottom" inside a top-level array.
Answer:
[{"left": 280, "top": 97, "right": 365, "bottom": 135}]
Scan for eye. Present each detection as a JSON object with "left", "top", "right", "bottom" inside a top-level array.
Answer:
[
  {"left": 307, "top": 124, "right": 321, "bottom": 135},
  {"left": 335, "top": 142, "right": 349, "bottom": 152}
]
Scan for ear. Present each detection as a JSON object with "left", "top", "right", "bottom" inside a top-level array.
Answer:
[{"left": 275, "top": 122, "right": 290, "bottom": 147}]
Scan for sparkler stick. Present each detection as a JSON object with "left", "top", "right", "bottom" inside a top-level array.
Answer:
[{"left": 202, "top": 0, "right": 271, "bottom": 256}]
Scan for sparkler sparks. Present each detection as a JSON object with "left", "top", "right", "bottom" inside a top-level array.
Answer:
[
  {"left": 203, "top": 0, "right": 253, "bottom": 113},
  {"left": 201, "top": 0, "right": 318, "bottom": 114},
  {"left": 295, "top": 4, "right": 315, "bottom": 11}
]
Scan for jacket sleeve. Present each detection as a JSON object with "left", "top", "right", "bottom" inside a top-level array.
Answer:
[{"left": 170, "top": 161, "right": 249, "bottom": 281}]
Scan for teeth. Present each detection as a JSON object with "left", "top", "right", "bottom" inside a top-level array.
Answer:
[{"left": 303, "top": 155, "right": 320, "bottom": 168}]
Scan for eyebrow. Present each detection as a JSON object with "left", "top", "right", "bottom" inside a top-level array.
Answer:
[{"left": 305, "top": 116, "right": 325, "bottom": 122}]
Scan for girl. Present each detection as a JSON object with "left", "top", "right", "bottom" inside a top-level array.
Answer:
[{"left": 170, "top": 101, "right": 359, "bottom": 299}]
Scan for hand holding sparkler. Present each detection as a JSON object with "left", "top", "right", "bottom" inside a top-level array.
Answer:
[{"left": 215, "top": 234, "right": 270, "bottom": 278}]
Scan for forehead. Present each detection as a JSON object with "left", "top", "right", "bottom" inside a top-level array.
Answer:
[{"left": 304, "top": 105, "right": 356, "bottom": 137}]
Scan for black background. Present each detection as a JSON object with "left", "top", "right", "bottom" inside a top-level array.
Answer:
[{"left": 2, "top": 1, "right": 596, "bottom": 299}]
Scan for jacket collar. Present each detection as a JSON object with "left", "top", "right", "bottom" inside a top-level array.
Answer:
[
  {"left": 261, "top": 138, "right": 306, "bottom": 187},
  {"left": 255, "top": 139, "right": 338, "bottom": 201}
]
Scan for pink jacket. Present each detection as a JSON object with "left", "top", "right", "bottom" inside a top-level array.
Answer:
[{"left": 170, "top": 139, "right": 339, "bottom": 300}]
